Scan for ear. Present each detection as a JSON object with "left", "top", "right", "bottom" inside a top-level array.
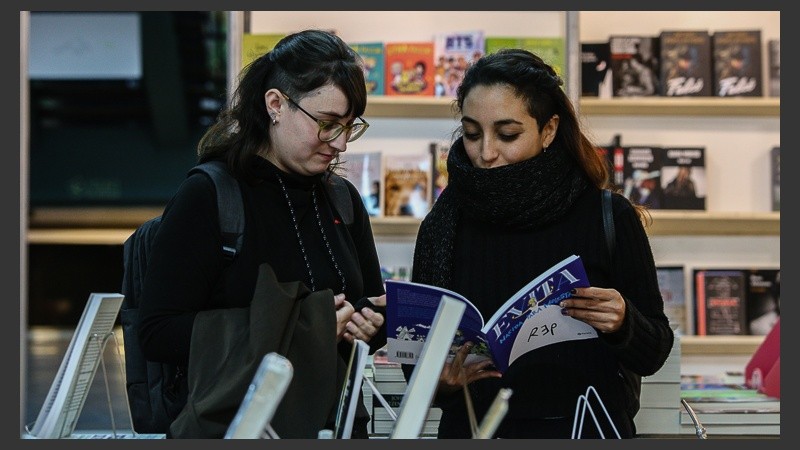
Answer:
[
  {"left": 264, "top": 88, "right": 284, "bottom": 118},
  {"left": 542, "top": 114, "right": 560, "bottom": 148}
]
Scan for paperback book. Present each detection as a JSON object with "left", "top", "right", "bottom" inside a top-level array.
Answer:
[
  {"left": 609, "top": 35, "right": 660, "bottom": 97},
  {"left": 744, "top": 269, "right": 780, "bottom": 336},
  {"left": 656, "top": 265, "right": 688, "bottom": 334},
  {"left": 712, "top": 30, "right": 763, "bottom": 97},
  {"left": 429, "top": 140, "right": 450, "bottom": 204},
  {"left": 621, "top": 145, "right": 664, "bottom": 209},
  {"left": 385, "top": 254, "right": 597, "bottom": 373},
  {"left": 658, "top": 30, "right": 712, "bottom": 97},
  {"left": 382, "top": 152, "right": 432, "bottom": 218},
  {"left": 350, "top": 42, "right": 385, "bottom": 96},
  {"left": 694, "top": 269, "right": 747, "bottom": 336},
  {"left": 660, "top": 146, "right": 706, "bottom": 210},
  {"left": 770, "top": 146, "right": 780, "bottom": 212},
  {"left": 384, "top": 42, "right": 435, "bottom": 96},
  {"left": 485, "top": 36, "right": 566, "bottom": 78},
  {"left": 767, "top": 39, "right": 780, "bottom": 97},
  {"left": 339, "top": 151, "right": 383, "bottom": 217},
  {"left": 581, "top": 42, "right": 612, "bottom": 98},
  {"left": 433, "top": 30, "right": 485, "bottom": 98}
]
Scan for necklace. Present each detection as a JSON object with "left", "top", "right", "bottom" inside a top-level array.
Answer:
[{"left": 276, "top": 173, "right": 346, "bottom": 293}]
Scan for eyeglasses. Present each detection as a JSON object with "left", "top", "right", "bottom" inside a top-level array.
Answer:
[{"left": 281, "top": 92, "right": 369, "bottom": 143}]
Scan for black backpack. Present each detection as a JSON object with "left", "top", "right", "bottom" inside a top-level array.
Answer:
[
  {"left": 601, "top": 189, "right": 642, "bottom": 427},
  {"left": 120, "top": 160, "right": 354, "bottom": 434}
]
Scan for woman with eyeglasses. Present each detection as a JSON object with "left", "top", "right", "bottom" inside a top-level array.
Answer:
[{"left": 138, "top": 29, "right": 386, "bottom": 438}]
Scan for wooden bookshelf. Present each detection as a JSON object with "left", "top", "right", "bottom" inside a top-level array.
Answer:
[{"left": 362, "top": 96, "right": 780, "bottom": 119}]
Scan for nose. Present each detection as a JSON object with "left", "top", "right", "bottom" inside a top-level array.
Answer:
[
  {"left": 328, "top": 130, "right": 349, "bottom": 152},
  {"left": 480, "top": 138, "right": 499, "bottom": 165}
]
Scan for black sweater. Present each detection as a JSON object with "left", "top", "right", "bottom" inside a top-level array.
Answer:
[
  {"left": 411, "top": 187, "right": 674, "bottom": 438},
  {"left": 137, "top": 156, "right": 386, "bottom": 430}
]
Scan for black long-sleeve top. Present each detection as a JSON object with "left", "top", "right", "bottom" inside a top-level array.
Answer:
[
  {"left": 411, "top": 187, "right": 674, "bottom": 438},
  {"left": 137, "top": 156, "right": 386, "bottom": 429}
]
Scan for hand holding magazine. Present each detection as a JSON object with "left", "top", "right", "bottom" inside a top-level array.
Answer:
[{"left": 385, "top": 254, "right": 598, "bottom": 373}]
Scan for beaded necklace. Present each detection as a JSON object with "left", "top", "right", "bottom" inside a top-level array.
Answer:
[{"left": 276, "top": 173, "right": 346, "bottom": 293}]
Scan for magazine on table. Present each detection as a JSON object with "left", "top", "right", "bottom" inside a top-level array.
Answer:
[{"left": 385, "top": 254, "right": 598, "bottom": 373}]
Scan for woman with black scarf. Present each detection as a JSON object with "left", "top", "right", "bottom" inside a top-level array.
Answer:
[{"left": 405, "top": 49, "right": 674, "bottom": 439}]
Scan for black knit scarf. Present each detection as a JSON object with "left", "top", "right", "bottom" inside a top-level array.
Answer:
[{"left": 412, "top": 137, "right": 589, "bottom": 288}]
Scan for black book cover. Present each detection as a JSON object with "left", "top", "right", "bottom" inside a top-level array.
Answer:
[
  {"left": 771, "top": 146, "right": 780, "bottom": 212},
  {"left": 621, "top": 145, "right": 663, "bottom": 209},
  {"left": 659, "top": 30, "right": 712, "bottom": 96},
  {"left": 694, "top": 269, "right": 747, "bottom": 336},
  {"left": 581, "top": 42, "right": 612, "bottom": 98},
  {"left": 660, "top": 146, "right": 706, "bottom": 210},
  {"left": 744, "top": 269, "right": 780, "bottom": 336},
  {"left": 609, "top": 35, "right": 660, "bottom": 97},
  {"left": 712, "top": 30, "right": 763, "bottom": 97},
  {"left": 767, "top": 39, "right": 780, "bottom": 97}
]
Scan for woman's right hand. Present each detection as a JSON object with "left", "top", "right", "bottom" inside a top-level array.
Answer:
[
  {"left": 437, "top": 342, "right": 502, "bottom": 396},
  {"left": 334, "top": 293, "right": 354, "bottom": 342}
]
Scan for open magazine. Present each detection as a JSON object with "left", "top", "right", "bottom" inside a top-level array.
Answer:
[{"left": 385, "top": 254, "right": 598, "bottom": 373}]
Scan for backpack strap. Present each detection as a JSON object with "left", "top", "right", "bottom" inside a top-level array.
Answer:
[
  {"left": 190, "top": 161, "right": 245, "bottom": 261},
  {"left": 324, "top": 172, "right": 354, "bottom": 226},
  {"left": 601, "top": 189, "right": 615, "bottom": 259}
]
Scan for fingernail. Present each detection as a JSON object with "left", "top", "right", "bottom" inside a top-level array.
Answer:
[
  {"left": 559, "top": 301, "right": 566, "bottom": 308},
  {"left": 561, "top": 307, "right": 569, "bottom": 316},
  {"left": 570, "top": 288, "right": 577, "bottom": 295}
]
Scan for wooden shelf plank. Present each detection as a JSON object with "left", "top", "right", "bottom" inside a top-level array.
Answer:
[
  {"left": 680, "top": 335, "right": 764, "bottom": 355},
  {"left": 363, "top": 96, "right": 780, "bottom": 118},
  {"left": 26, "top": 211, "right": 779, "bottom": 243},
  {"left": 579, "top": 97, "right": 780, "bottom": 117}
]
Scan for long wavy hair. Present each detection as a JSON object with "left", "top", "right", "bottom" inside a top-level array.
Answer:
[{"left": 197, "top": 29, "right": 367, "bottom": 183}]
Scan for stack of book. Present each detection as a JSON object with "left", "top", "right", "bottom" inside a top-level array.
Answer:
[
  {"left": 633, "top": 332, "right": 682, "bottom": 436},
  {"left": 680, "top": 374, "right": 780, "bottom": 436},
  {"left": 368, "top": 351, "right": 441, "bottom": 437}
]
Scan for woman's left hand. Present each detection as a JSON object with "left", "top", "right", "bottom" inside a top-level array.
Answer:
[
  {"left": 342, "top": 295, "right": 386, "bottom": 343},
  {"left": 559, "top": 287, "right": 626, "bottom": 333}
]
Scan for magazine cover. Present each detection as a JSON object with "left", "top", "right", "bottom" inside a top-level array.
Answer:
[
  {"left": 385, "top": 254, "right": 597, "bottom": 373},
  {"left": 384, "top": 42, "right": 435, "bottom": 96},
  {"left": 659, "top": 30, "right": 712, "bottom": 97},
  {"left": 350, "top": 42, "right": 385, "bottom": 96},
  {"left": 433, "top": 30, "right": 485, "bottom": 98},
  {"left": 485, "top": 36, "right": 565, "bottom": 78},
  {"left": 338, "top": 151, "right": 383, "bottom": 217},
  {"left": 712, "top": 30, "right": 763, "bottom": 97},
  {"left": 660, "top": 146, "right": 706, "bottom": 210}
]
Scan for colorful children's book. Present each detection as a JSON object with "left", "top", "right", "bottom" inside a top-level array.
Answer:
[
  {"left": 385, "top": 254, "right": 597, "bottom": 373},
  {"left": 433, "top": 30, "right": 485, "bottom": 98},
  {"left": 384, "top": 42, "right": 435, "bottom": 96},
  {"left": 350, "top": 42, "right": 385, "bottom": 96}
]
